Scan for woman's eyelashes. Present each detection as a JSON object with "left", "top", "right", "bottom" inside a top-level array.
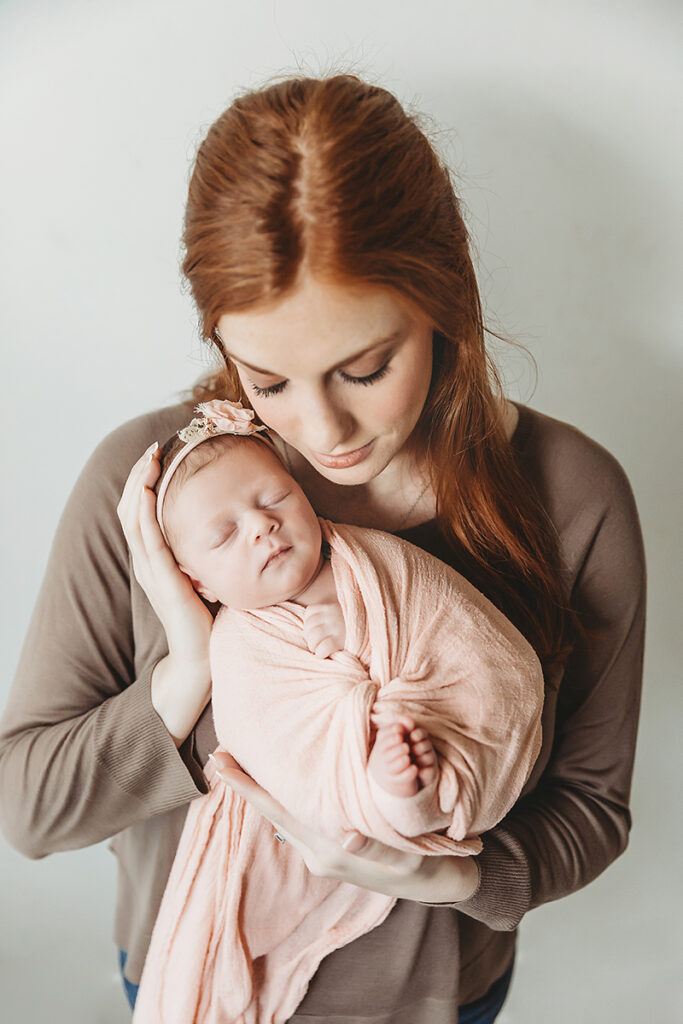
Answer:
[
  {"left": 248, "top": 360, "right": 391, "bottom": 398},
  {"left": 339, "top": 362, "right": 391, "bottom": 387},
  {"left": 250, "top": 379, "right": 287, "bottom": 398}
]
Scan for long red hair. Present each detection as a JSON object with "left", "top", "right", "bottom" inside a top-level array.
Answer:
[{"left": 181, "top": 73, "right": 583, "bottom": 672}]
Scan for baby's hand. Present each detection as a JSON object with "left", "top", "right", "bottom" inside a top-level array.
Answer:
[{"left": 303, "top": 602, "right": 346, "bottom": 659}]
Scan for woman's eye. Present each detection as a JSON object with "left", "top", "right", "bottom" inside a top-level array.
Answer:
[
  {"left": 248, "top": 359, "right": 391, "bottom": 396},
  {"left": 249, "top": 379, "right": 287, "bottom": 398},
  {"left": 338, "top": 361, "right": 391, "bottom": 386}
]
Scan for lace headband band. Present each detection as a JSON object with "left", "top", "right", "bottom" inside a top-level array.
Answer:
[{"left": 155, "top": 399, "right": 277, "bottom": 544}]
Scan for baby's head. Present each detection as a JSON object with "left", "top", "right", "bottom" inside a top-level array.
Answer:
[{"left": 155, "top": 403, "right": 322, "bottom": 609}]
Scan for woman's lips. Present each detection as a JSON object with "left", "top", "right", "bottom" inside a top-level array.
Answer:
[{"left": 312, "top": 440, "right": 374, "bottom": 469}]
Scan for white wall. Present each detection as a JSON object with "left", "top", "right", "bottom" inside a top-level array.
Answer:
[{"left": 1, "top": 1, "right": 681, "bottom": 1019}]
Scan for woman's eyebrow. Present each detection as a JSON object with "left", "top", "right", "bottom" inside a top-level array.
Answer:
[{"left": 225, "top": 329, "right": 404, "bottom": 376}]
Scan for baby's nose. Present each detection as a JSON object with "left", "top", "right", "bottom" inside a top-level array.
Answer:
[{"left": 250, "top": 512, "right": 278, "bottom": 541}]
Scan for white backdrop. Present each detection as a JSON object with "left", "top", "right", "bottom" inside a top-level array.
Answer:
[{"left": 1, "top": 1, "right": 681, "bottom": 1020}]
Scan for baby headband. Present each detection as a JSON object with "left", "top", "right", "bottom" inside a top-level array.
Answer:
[{"left": 155, "top": 399, "right": 275, "bottom": 544}]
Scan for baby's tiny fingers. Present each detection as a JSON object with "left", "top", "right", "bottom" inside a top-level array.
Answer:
[{"left": 314, "top": 638, "right": 339, "bottom": 659}]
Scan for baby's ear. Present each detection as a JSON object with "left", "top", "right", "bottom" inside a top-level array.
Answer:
[{"left": 178, "top": 564, "right": 219, "bottom": 604}]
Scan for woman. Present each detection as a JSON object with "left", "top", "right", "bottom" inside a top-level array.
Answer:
[{"left": 0, "top": 74, "right": 646, "bottom": 1023}]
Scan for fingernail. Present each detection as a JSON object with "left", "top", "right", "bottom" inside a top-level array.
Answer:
[
  {"left": 342, "top": 833, "right": 367, "bottom": 853},
  {"left": 145, "top": 441, "right": 159, "bottom": 461}
]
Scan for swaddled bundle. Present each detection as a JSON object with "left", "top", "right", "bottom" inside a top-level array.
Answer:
[{"left": 134, "top": 519, "right": 543, "bottom": 1023}]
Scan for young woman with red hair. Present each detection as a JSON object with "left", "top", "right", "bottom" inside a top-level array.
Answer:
[{"left": 0, "top": 75, "right": 646, "bottom": 1022}]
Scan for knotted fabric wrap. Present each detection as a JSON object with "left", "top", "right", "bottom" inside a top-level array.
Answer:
[{"left": 133, "top": 520, "right": 543, "bottom": 1023}]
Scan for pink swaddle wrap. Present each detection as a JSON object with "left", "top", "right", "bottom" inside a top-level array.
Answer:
[{"left": 133, "top": 520, "right": 543, "bottom": 1023}]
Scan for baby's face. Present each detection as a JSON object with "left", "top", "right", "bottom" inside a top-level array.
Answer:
[{"left": 167, "top": 440, "right": 323, "bottom": 609}]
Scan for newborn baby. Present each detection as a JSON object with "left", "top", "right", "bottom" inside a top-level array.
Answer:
[
  {"left": 159, "top": 412, "right": 439, "bottom": 807},
  {"left": 133, "top": 400, "right": 543, "bottom": 1024}
]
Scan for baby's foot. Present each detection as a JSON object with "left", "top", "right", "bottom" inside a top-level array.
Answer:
[{"left": 368, "top": 715, "right": 438, "bottom": 798}]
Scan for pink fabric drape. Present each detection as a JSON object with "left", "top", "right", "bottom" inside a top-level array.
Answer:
[{"left": 133, "top": 521, "right": 543, "bottom": 1023}]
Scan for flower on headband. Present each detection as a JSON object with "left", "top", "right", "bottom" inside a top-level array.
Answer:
[{"left": 177, "top": 399, "right": 267, "bottom": 443}]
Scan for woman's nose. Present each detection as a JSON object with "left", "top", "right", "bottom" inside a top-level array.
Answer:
[{"left": 298, "top": 386, "right": 355, "bottom": 453}]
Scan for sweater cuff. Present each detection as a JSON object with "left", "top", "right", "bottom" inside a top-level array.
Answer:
[
  {"left": 417, "top": 826, "right": 532, "bottom": 932},
  {"left": 94, "top": 660, "right": 209, "bottom": 813}
]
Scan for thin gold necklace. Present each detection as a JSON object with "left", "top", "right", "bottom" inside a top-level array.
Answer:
[{"left": 392, "top": 477, "right": 431, "bottom": 532}]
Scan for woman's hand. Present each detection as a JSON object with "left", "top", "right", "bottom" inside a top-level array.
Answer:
[
  {"left": 117, "top": 442, "right": 215, "bottom": 744},
  {"left": 209, "top": 750, "right": 480, "bottom": 904}
]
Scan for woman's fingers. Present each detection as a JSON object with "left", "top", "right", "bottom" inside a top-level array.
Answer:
[
  {"left": 212, "top": 754, "right": 431, "bottom": 890},
  {"left": 117, "top": 446, "right": 214, "bottom": 657},
  {"left": 335, "top": 835, "right": 425, "bottom": 885},
  {"left": 342, "top": 832, "right": 368, "bottom": 853},
  {"left": 117, "top": 445, "right": 162, "bottom": 563},
  {"left": 212, "top": 756, "right": 279, "bottom": 816},
  {"left": 210, "top": 749, "right": 244, "bottom": 773},
  {"left": 138, "top": 484, "right": 183, "bottom": 579},
  {"left": 117, "top": 443, "right": 159, "bottom": 525},
  {"left": 214, "top": 760, "right": 328, "bottom": 869}
]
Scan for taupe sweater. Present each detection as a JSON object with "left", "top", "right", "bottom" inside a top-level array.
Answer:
[{"left": 0, "top": 401, "right": 646, "bottom": 1022}]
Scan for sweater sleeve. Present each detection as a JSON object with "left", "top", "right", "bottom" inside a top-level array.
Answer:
[
  {"left": 0, "top": 410, "right": 208, "bottom": 860},
  {"left": 425, "top": 444, "right": 647, "bottom": 930}
]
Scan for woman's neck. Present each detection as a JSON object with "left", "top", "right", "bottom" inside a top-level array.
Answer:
[
  {"left": 276, "top": 397, "right": 519, "bottom": 533},
  {"left": 288, "top": 445, "right": 434, "bottom": 532}
]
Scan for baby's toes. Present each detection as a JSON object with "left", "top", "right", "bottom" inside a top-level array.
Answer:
[
  {"left": 418, "top": 763, "right": 438, "bottom": 787},
  {"left": 412, "top": 735, "right": 438, "bottom": 787},
  {"left": 386, "top": 743, "right": 412, "bottom": 773},
  {"left": 412, "top": 739, "right": 435, "bottom": 767},
  {"left": 376, "top": 723, "right": 406, "bottom": 750}
]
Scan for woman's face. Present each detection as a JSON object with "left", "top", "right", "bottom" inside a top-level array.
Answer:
[{"left": 216, "top": 273, "right": 434, "bottom": 486}]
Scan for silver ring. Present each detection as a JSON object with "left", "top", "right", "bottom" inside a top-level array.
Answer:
[{"left": 274, "top": 831, "right": 286, "bottom": 843}]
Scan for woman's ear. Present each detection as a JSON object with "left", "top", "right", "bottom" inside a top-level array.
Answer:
[{"left": 178, "top": 564, "right": 219, "bottom": 605}]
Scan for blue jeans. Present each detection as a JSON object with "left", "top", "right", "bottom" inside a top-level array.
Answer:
[
  {"left": 458, "top": 961, "right": 514, "bottom": 1023},
  {"left": 118, "top": 949, "right": 139, "bottom": 1011},
  {"left": 118, "top": 950, "right": 513, "bottom": 1020}
]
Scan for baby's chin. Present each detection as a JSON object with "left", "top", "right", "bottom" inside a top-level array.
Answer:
[{"left": 217, "top": 585, "right": 296, "bottom": 609}]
